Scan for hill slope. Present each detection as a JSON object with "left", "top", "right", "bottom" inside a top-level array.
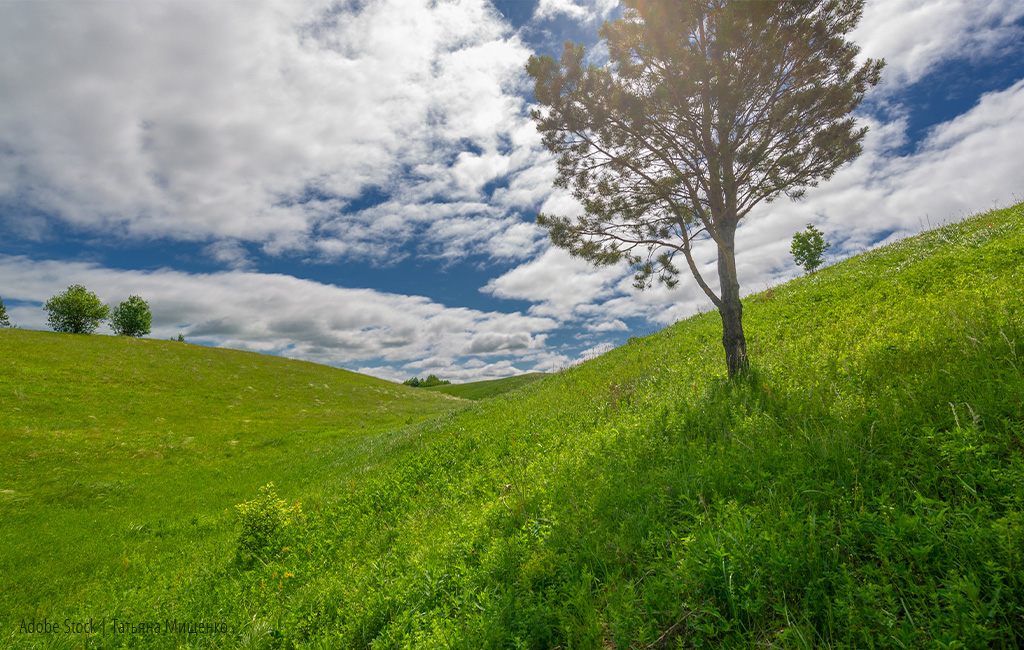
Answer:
[
  {"left": 424, "top": 372, "right": 548, "bottom": 400},
  {"left": 0, "top": 333, "right": 460, "bottom": 626},
  {"left": 4, "top": 201, "right": 1024, "bottom": 649}
]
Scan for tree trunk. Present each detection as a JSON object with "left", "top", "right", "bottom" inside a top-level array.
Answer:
[{"left": 716, "top": 229, "right": 748, "bottom": 379}]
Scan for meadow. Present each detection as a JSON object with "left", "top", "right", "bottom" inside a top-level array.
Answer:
[
  {"left": 423, "top": 373, "right": 547, "bottom": 400},
  {"left": 0, "top": 336, "right": 460, "bottom": 637},
  {"left": 2, "top": 201, "right": 1023, "bottom": 649}
]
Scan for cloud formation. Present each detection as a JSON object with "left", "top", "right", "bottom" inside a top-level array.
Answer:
[
  {"left": 0, "top": 255, "right": 558, "bottom": 382},
  {"left": 482, "top": 247, "right": 627, "bottom": 320},
  {"left": 532, "top": 0, "right": 619, "bottom": 23},
  {"left": 0, "top": 0, "right": 541, "bottom": 264},
  {"left": 856, "top": 0, "right": 1024, "bottom": 88}
]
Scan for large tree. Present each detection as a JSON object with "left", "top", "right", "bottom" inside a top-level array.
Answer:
[
  {"left": 45, "top": 284, "right": 109, "bottom": 334},
  {"left": 110, "top": 295, "right": 153, "bottom": 337},
  {"left": 527, "top": 0, "right": 883, "bottom": 377}
]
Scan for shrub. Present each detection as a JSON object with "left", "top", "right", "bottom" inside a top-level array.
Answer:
[
  {"left": 110, "top": 295, "right": 152, "bottom": 337},
  {"left": 44, "top": 284, "right": 109, "bottom": 334},
  {"left": 791, "top": 223, "right": 832, "bottom": 273},
  {"left": 0, "top": 296, "right": 10, "bottom": 327},
  {"left": 234, "top": 483, "right": 303, "bottom": 565}
]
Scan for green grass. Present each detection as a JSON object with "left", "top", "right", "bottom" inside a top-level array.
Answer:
[
  {"left": 3, "top": 202, "right": 1024, "bottom": 649},
  {"left": 423, "top": 373, "right": 547, "bottom": 400},
  {"left": 0, "top": 334, "right": 459, "bottom": 631}
]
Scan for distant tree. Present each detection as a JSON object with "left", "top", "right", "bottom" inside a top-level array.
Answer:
[
  {"left": 44, "top": 284, "right": 109, "bottom": 334},
  {"left": 110, "top": 295, "right": 152, "bottom": 337},
  {"left": 791, "top": 224, "right": 832, "bottom": 273},
  {"left": 528, "top": 0, "right": 883, "bottom": 378},
  {"left": 0, "top": 296, "right": 10, "bottom": 328},
  {"left": 403, "top": 375, "right": 451, "bottom": 388}
]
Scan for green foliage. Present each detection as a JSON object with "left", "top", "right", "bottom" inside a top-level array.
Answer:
[
  {"left": 234, "top": 483, "right": 303, "bottom": 565},
  {"left": 43, "top": 284, "right": 109, "bottom": 334},
  {"left": 791, "top": 223, "right": 832, "bottom": 273},
  {"left": 404, "top": 374, "right": 451, "bottom": 388},
  {"left": 0, "top": 296, "right": 9, "bottom": 327},
  {"left": 109, "top": 294, "right": 152, "bottom": 337}
]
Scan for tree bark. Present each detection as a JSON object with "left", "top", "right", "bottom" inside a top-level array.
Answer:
[{"left": 716, "top": 227, "right": 748, "bottom": 379}]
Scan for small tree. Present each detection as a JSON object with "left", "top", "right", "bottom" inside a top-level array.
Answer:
[
  {"left": 45, "top": 284, "right": 109, "bottom": 334},
  {"left": 234, "top": 483, "right": 303, "bottom": 565},
  {"left": 110, "top": 295, "right": 152, "bottom": 337},
  {"left": 791, "top": 224, "right": 832, "bottom": 273},
  {"left": 0, "top": 296, "right": 10, "bottom": 328}
]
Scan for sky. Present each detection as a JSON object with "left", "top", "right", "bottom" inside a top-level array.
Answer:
[{"left": 1, "top": 0, "right": 1023, "bottom": 383}]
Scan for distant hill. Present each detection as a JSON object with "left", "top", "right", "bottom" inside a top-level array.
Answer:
[{"left": 423, "top": 372, "right": 547, "bottom": 400}]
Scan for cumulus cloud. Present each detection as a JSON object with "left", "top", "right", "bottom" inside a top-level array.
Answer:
[
  {"left": 485, "top": 220, "right": 548, "bottom": 260},
  {"left": 532, "top": 0, "right": 619, "bottom": 24},
  {"left": 203, "top": 240, "right": 255, "bottom": 271},
  {"left": 585, "top": 319, "right": 628, "bottom": 333},
  {"left": 0, "top": 0, "right": 542, "bottom": 264},
  {"left": 857, "top": 0, "right": 1024, "bottom": 88},
  {"left": 481, "top": 247, "right": 628, "bottom": 320},
  {"left": 0, "top": 255, "right": 558, "bottom": 381}
]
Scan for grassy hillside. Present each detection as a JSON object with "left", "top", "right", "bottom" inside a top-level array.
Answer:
[
  {"left": 0, "top": 333, "right": 460, "bottom": 630},
  {"left": 4, "top": 201, "right": 1024, "bottom": 649},
  {"left": 423, "top": 372, "right": 547, "bottom": 400}
]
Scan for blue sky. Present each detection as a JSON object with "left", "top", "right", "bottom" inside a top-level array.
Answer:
[{"left": 1, "top": 0, "right": 1022, "bottom": 382}]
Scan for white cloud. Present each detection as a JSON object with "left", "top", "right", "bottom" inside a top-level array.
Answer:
[
  {"left": 585, "top": 319, "right": 628, "bottom": 333},
  {"left": 203, "top": 241, "right": 254, "bottom": 271},
  {"left": 0, "top": 0, "right": 542, "bottom": 263},
  {"left": 450, "top": 151, "right": 513, "bottom": 197},
  {"left": 481, "top": 247, "right": 628, "bottom": 319},
  {"left": 485, "top": 220, "right": 548, "bottom": 260},
  {"left": 0, "top": 255, "right": 558, "bottom": 381},
  {"left": 534, "top": 0, "right": 590, "bottom": 22},
  {"left": 532, "top": 0, "right": 618, "bottom": 24},
  {"left": 857, "top": 0, "right": 1024, "bottom": 88}
]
